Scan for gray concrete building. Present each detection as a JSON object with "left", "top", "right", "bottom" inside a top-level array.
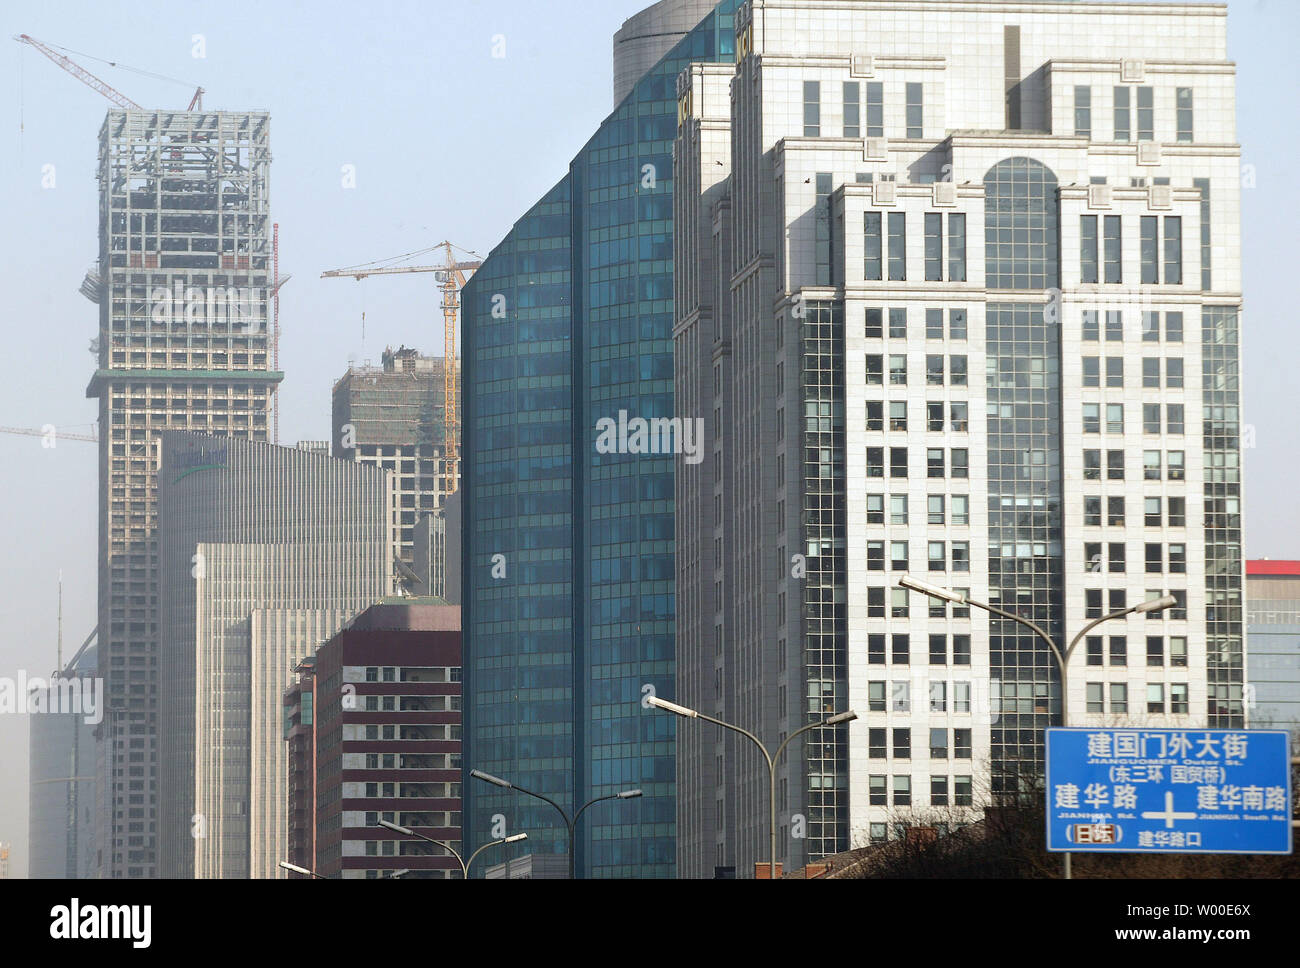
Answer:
[
  {"left": 675, "top": 0, "right": 1242, "bottom": 875},
  {"left": 156, "top": 431, "right": 392, "bottom": 878},
  {"left": 1246, "top": 560, "right": 1300, "bottom": 730}
]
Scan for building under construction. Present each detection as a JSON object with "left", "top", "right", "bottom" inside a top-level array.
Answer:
[
  {"left": 88, "top": 109, "right": 278, "bottom": 878},
  {"left": 332, "top": 346, "right": 460, "bottom": 572}
]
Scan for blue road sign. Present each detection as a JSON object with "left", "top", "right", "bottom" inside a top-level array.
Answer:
[{"left": 1046, "top": 728, "right": 1292, "bottom": 854}]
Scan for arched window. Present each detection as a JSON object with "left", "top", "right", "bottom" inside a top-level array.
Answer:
[{"left": 983, "top": 158, "right": 1059, "bottom": 291}]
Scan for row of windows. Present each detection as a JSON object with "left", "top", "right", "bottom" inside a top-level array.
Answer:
[
  {"left": 866, "top": 632, "right": 971, "bottom": 665},
  {"left": 1084, "top": 634, "right": 1188, "bottom": 667},
  {"left": 1081, "top": 310, "right": 1183, "bottom": 343},
  {"left": 865, "top": 212, "right": 967, "bottom": 282},
  {"left": 865, "top": 354, "right": 969, "bottom": 386},
  {"left": 1083, "top": 495, "right": 1186, "bottom": 528},
  {"left": 805, "top": 80, "right": 922, "bottom": 139},
  {"left": 363, "top": 695, "right": 462, "bottom": 712},
  {"left": 1082, "top": 402, "right": 1184, "bottom": 435},
  {"left": 1073, "top": 85, "right": 1194, "bottom": 143},
  {"left": 1081, "top": 357, "right": 1184, "bottom": 389},
  {"left": 865, "top": 447, "right": 970, "bottom": 479},
  {"left": 866, "top": 680, "right": 973, "bottom": 713},
  {"left": 1081, "top": 449, "right": 1185, "bottom": 481},
  {"left": 865, "top": 400, "right": 969, "bottom": 432},
  {"left": 1084, "top": 541, "right": 1187, "bottom": 573},
  {"left": 1085, "top": 681, "right": 1190, "bottom": 714},
  {"left": 361, "top": 782, "right": 461, "bottom": 799},
  {"left": 863, "top": 493, "right": 971, "bottom": 525},
  {"left": 363, "top": 753, "right": 461, "bottom": 770},
  {"left": 1083, "top": 589, "right": 1188, "bottom": 620},
  {"left": 869, "top": 774, "right": 974, "bottom": 806},
  {"left": 865, "top": 307, "right": 969, "bottom": 341},
  {"left": 1081, "top": 215, "right": 1182, "bottom": 285},
  {"left": 867, "top": 727, "right": 973, "bottom": 759},
  {"left": 364, "top": 666, "right": 462, "bottom": 683}
]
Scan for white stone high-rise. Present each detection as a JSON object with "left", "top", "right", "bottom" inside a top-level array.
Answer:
[{"left": 674, "top": 0, "right": 1242, "bottom": 877}]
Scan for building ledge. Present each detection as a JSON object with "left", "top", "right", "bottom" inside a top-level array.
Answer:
[{"left": 86, "top": 368, "right": 285, "bottom": 397}]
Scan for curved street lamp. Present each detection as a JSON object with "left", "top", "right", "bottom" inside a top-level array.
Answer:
[{"left": 377, "top": 819, "right": 527, "bottom": 879}]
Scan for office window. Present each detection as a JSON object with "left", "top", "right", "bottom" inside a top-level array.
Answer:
[
  {"left": 949, "top": 308, "right": 967, "bottom": 340},
  {"left": 954, "top": 776, "right": 973, "bottom": 806},
  {"left": 889, "top": 493, "right": 908, "bottom": 524},
  {"left": 867, "top": 447, "right": 884, "bottom": 478},
  {"left": 931, "top": 728, "right": 949, "bottom": 760},
  {"left": 844, "top": 81, "right": 861, "bottom": 137},
  {"left": 1114, "top": 86, "right": 1130, "bottom": 141},
  {"left": 1147, "top": 635, "right": 1164, "bottom": 667},
  {"left": 866, "top": 541, "right": 885, "bottom": 571},
  {"left": 1074, "top": 85, "right": 1091, "bottom": 137},
  {"left": 1105, "top": 311, "right": 1124, "bottom": 341},
  {"left": 893, "top": 775, "right": 912, "bottom": 806},
  {"left": 954, "top": 728, "right": 972, "bottom": 759},
  {"left": 1176, "top": 88, "right": 1193, "bottom": 142},
  {"left": 1081, "top": 215, "right": 1099, "bottom": 283},
  {"left": 1169, "top": 543, "right": 1186, "bottom": 573},
  {"left": 951, "top": 541, "right": 970, "bottom": 571},
  {"left": 1170, "top": 636, "right": 1187, "bottom": 668},
  {"left": 951, "top": 449, "right": 969, "bottom": 479},
  {"left": 926, "top": 308, "right": 945, "bottom": 339},
  {"left": 890, "top": 446, "right": 908, "bottom": 477},
  {"left": 1083, "top": 403, "right": 1100, "bottom": 434},
  {"left": 928, "top": 495, "right": 945, "bottom": 524},
  {"left": 1082, "top": 309, "right": 1099, "bottom": 341},
  {"left": 927, "top": 448, "right": 945, "bottom": 478},
  {"left": 1085, "top": 589, "right": 1103, "bottom": 618},
  {"left": 870, "top": 822, "right": 888, "bottom": 844},
  {"left": 866, "top": 307, "right": 884, "bottom": 338},
  {"left": 865, "top": 212, "right": 883, "bottom": 280},
  {"left": 889, "top": 401, "right": 908, "bottom": 432},
  {"left": 930, "top": 681, "right": 947, "bottom": 712},
  {"left": 1143, "top": 403, "right": 1161, "bottom": 434},
  {"left": 1147, "top": 683, "right": 1165, "bottom": 714},
  {"left": 926, "top": 355, "right": 945, "bottom": 385},
  {"left": 1142, "top": 311, "right": 1160, "bottom": 342},
  {"left": 1171, "top": 683, "right": 1189, "bottom": 714},
  {"left": 869, "top": 774, "right": 887, "bottom": 805},
  {"left": 1166, "top": 404, "right": 1184, "bottom": 435},
  {"left": 1168, "top": 497, "right": 1185, "bottom": 526},
  {"left": 888, "top": 307, "right": 908, "bottom": 339},
  {"left": 1109, "top": 542, "right": 1126, "bottom": 573},
  {"left": 1083, "top": 357, "right": 1100, "bottom": 388},
  {"left": 866, "top": 81, "right": 884, "bottom": 137},
  {"left": 1104, "top": 358, "right": 1123, "bottom": 390},
  {"left": 948, "top": 213, "right": 966, "bottom": 282},
  {"left": 927, "top": 401, "right": 945, "bottom": 431},
  {"left": 1164, "top": 217, "right": 1182, "bottom": 284},
  {"left": 1106, "top": 402, "right": 1123, "bottom": 433},
  {"left": 1107, "top": 449, "right": 1124, "bottom": 480},
  {"left": 1084, "top": 494, "right": 1102, "bottom": 526},
  {"left": 929, "top": 540, "right": 946, "bottom": 572},
  {"left": 925, "top": 213, "right": 943, "bottom": 281},
  {"left": 866, "top": 493, "right": 885, "bottom": 523},
  {"left": 866, "top": 401, "right": 884, "bottom": 432},
  {"left": 891, "top": 587, "right": 910, "bottom": 618},
  {"left": 1167, "top": 450, "right": 1184, "bottom": 481},
  {"left": 1103, "top": 216, "right": 1122, "bottom": 283},
  {"left": 1141, "top": 216, "right": 1159, "bottom": 284},
  {"left": 930, "top": 633, "right": 947, "bottom": 665},
  {"left": 1086, "top": 682, "right": 1104, "bottom": 714},
  {"left": 1083, "top": 450, "right": 1101, "bottom": 480},
  {"left": 1145, "top": 496, "right": 1162, "bottom": 526},
  {"left": 1146, "top": 543, "right": 1163, "bottom": 574},
  {"left": 906, "top": 82, "right": 923, "bottom": 137},
  {"left": 1110, "top": 683, "right": 1128, "bottom": 714},
  {"left": 892, "top": 633, "right": 910, "bottom": 665},
  {"left": 866, "top": 354, "right": 883, "bottom": 386},
  {"left": 803, "top": 80, "right": 821, "bottom": 136},
  {"left": 1086, "top": 636, "right": 1103, "bottom": 666},
  {"left": 888, "top": 212, "right": 907, "bottom": 280},
  {"left": 890, "top": 354, "right": 908, "bottom": 385},
  {"left": 868, "top": 634, "right": 886, "bottom": 665},
  {"left": 1166, "top": 311, "right": 1183, "bottom": 342},
  {"left": 893, "top": 728, "right": 911, "bottom": 759},
  {"left": 891, "top": 680, "right": 910, "bottom": 712},
  {"left": 1137, "top": 86, "right": 1153, "bottom": 140},
  {"left": 1085, "top": 542, "right": 1102, "bottom": 573},
  {"left": 890, "top": 540, "right": 909, "bottom": 570},
  {"left": 868, "top": 728, "right": 886, "bottom": 758},
  {"left": 950, "top": 402, "right": 968, "bottom": 431},
  {"left": 1142, "top": 358, "right": 1160, "bottom": 388},
  {"left": 1110, "top": 636, "right": 1128, "bottom": 667},
  {"left": 950, "top": 356, "right": 968, "bottom": 386},
  {"left": 1108, "top": 496, "right": 1125, "bottom": 526},
  {"left": 869, "top": 681, "right": 887, "bottom": 712},
  {"left": 952, "top": 635, "right": 970, "bottom": 667}
]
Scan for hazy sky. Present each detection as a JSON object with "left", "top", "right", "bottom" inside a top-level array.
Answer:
[{"left": 0, "top": 0, "right": 1295, "bottom": 877}]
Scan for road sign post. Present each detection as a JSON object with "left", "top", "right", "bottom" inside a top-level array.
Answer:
[{"left": 1046, "top": 728, "right": 1292, "bottom": 855}]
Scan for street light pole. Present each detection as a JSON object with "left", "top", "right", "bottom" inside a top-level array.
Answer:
[
  {"left": 469, "top": 770, "right": 642, "bottom": 879},
  {"left": 377, "top": 819, "right": 526, "bottom": 878},
  {"left": 646, "top": 696, "right": 857, "bottom": 879},
  {"left": 898, "top": 575, "right": 1175, "bottom": 879}
]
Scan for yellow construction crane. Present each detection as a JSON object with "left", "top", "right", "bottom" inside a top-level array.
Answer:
[{"left": 321, "top": 241, "right": 480, "bottom": 467}]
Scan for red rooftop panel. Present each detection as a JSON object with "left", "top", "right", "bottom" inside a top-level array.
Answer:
[{"left": 1246, "top": 560, "right": 1300, "bottom": 576}]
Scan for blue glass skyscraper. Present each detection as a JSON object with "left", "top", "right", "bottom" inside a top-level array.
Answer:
[{"left": 461, "top": 2, "right": 738, "bottom": 878}]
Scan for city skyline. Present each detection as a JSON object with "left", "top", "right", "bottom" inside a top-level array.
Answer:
[{"left": 0, "top": 0, "right": 1296, "bottom": 877}]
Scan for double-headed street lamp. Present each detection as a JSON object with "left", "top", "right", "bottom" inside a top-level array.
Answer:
[
  {"left": 278, "top": 861, "right": 327, "bottom": 879},
  {"left": 646, "top": 696, "right": 857, "bottom": 879},
  {"left": 469, "top": 770, "right": 642, "bottom": 880},
  {"left": 897, "top": 574, "right": 1176, "bottom": 877},
  {"left": 377, "top": 820, "right": 527, "bottom": 879}
]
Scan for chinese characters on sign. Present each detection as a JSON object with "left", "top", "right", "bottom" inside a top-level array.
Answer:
[{"left": 1045, "top": 729, "right": 1292, "bottom": 854}]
